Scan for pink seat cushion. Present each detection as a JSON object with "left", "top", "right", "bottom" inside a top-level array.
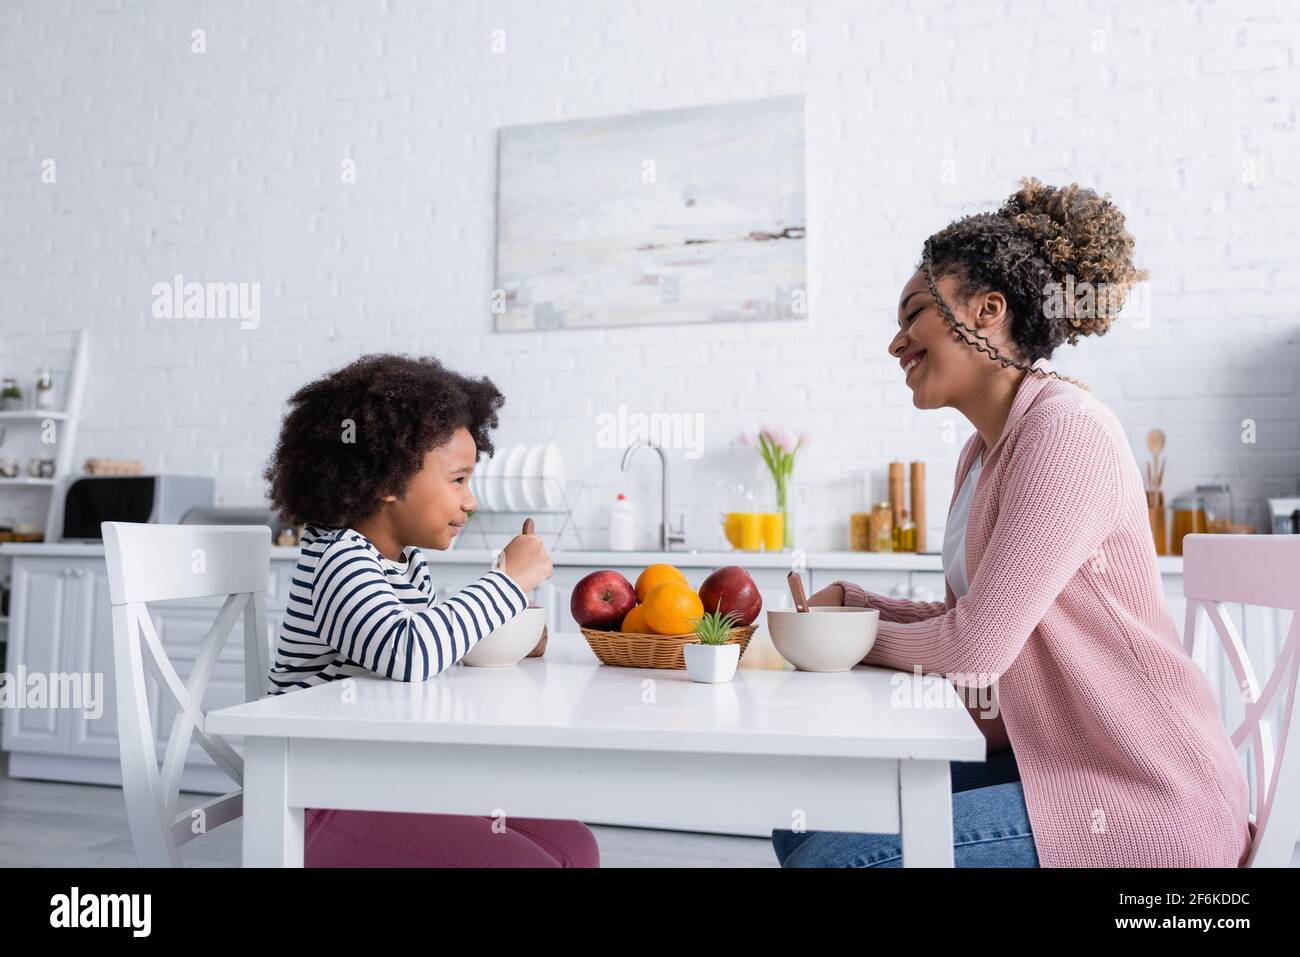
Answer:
[{"left": 305, "top": 808, "right": 600, "bottom": 868}]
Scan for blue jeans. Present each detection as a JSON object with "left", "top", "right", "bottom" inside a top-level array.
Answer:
[{"left": 771, "top": 746, "right": 1039, "bottom": 867}]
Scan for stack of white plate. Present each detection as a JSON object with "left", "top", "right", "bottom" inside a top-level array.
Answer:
[{"left": 470, "top": 442, "right": 566, "bottom": 512}]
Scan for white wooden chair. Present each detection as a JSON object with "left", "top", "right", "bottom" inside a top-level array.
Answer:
[
  {"left": 1182, "top": 533, "right": 1300, "bottom": 867},
  {"left": 104, "top": 521, "right": 272, "bottom": 867}
]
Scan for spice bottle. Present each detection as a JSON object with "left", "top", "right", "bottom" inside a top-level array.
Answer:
[{"left": 895, "top": 510, "right": 917, "bottom": 552}]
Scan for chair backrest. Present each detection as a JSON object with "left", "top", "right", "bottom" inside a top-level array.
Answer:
[
  {"left": 1182, "top": 533, "right": 1300, "bottom": 868},
  {"left": 103, "top": 521, "right": 272, "bottom": 867}
]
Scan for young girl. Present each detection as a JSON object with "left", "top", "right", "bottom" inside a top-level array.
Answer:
[
  {"left": 774, "top": 179, "right": 1251, "bottom": 868},
  {"left": 264, "top": 353, "right": 599, "bottom": 867}
]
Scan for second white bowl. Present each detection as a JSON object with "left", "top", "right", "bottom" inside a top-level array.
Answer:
[{"left": 767, "top": 606, "right": 880, "bottom": 672}]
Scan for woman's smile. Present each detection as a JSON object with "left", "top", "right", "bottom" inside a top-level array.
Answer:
[{"left": 901, "top": 348, "right": 927, "bottom": 385}]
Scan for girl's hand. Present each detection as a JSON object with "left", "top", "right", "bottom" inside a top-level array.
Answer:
[
  {"left": 525, "top": 609, "right": 548, "bottom": 658},
  {"left": 807, "top": 584, "right": 845, "bottom": 607},
  {"left": 500, "top": 533, "right": 552, "bottom": 592}
]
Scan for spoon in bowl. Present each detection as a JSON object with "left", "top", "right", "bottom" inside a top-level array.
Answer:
[{"left": 787, "top": 570, "right": 809, "bottom": 613}]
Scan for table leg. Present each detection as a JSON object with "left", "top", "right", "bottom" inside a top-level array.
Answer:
[
  {"left": 899, "top": 759, "right": 954, "bottom": 867},
  {"left": 243, "top": 736, "right": 304, "bottom": 867}
]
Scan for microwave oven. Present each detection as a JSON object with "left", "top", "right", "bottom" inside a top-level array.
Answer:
[{"left": 59, "top": 475, "right": 216, "bottom": 542}]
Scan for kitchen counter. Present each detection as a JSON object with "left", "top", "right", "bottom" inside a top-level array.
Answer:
[{"left": 0, "top": 541, "right": 1186, "bottom": 574}]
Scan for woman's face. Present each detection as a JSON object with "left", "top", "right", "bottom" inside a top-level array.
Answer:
[{"left": 887, "top": 269, "right": 1010, "bottom": 410}]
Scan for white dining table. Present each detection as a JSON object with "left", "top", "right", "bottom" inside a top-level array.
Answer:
[{"left": 204, "top": 633, "right": 986, "bottom": 867}]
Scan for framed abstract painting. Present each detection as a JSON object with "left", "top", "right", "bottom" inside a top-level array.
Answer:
[{"left": 495, "top": 95, "right": 806, "bottom": 331}]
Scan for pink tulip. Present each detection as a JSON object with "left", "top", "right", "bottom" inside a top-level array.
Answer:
[{"left": 737, "top": 431, "right": 757, "bottom": 447}]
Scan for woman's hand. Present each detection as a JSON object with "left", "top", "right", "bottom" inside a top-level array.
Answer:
[{"left": 807, "top": 583, "right": 845, "bottom": 607}]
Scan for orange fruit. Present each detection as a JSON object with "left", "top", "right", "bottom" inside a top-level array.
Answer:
[
  {"left": 621, "top": 604, "right": 649, "bottom": 634},
  {"left": 642, "top": 581, "right": 704, "bottom": 635},
  {"left": 635, "top": 563, "right": 688, "bottom": 603}
]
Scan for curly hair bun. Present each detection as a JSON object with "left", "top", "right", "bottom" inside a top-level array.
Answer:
[{"left": 997, "top": 177, "right": 1149, "bottom": 338}]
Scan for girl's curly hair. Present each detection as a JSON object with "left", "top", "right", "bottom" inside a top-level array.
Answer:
[
  {"left": 265, "top": 354, "right": 504, "bottom": 528},
  {"left": 921, "top": 177, "right": 1149, "bottom": 371}
]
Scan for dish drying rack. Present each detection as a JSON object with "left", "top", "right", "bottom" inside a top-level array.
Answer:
[{"left": 464, "top": 477, "right": 586, "bottom": 550}]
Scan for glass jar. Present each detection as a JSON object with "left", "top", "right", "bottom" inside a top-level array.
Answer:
[
  {"left": 1147, "top": 490, "right": 1167, "bottom": 555},
  {"left": 869, "top": 502, "right": 894, "bottom": 552},
  {"left": 1195, "top": 483, "right": 1233, "bottom": 533},
  {"left": 849, "top": 512, "right": 872, "bottom": 551},
  {"left": 1171, "top": 496, "right": 1207, "bottom": 555},
  {"left": 849, "top": 470, "right": 874, "bottom": 551}
]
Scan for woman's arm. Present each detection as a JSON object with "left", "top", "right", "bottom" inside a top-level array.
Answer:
[
  {"left": 807, "top": 582, "right": 946, "bottom": 622},
  {"left": 841, "top": 580, "right": 948, "bottom": 623},
  {"left": 863, "top": 408, "right": 1122, "bottom": 682}
]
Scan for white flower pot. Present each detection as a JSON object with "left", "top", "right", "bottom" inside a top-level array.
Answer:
[{"left": 683, "top": 641, "right": 740, "bottom": 683}]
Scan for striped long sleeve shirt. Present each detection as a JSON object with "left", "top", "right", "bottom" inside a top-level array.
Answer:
[{"left": 267, "top": 525, "right": 528, "bottom": 695}]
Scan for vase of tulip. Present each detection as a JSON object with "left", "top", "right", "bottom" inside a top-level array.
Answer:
[{"left": 739, "top": 427, "right": 807, "bottom": 550}]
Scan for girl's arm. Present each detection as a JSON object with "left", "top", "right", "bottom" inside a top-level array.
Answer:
[
  {"left": 862, "top": 408, "right": 1121, "bottom": 682},
  {"left": 312, "top": 541, "right": 527, "bottom": 681}
]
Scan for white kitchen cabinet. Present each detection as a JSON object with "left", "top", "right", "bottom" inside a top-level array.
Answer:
[
  {"left": 66, "top": 563, "right": 118, "bottom": 760},
  {"left": 2, "top": 561, "right": 80, "bottom": 755}
]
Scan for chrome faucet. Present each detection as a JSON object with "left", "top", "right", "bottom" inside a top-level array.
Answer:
[{"left": 620, "top": 440, "right": 687, "bottom": 551}]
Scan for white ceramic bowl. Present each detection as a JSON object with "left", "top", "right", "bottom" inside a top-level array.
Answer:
[
  {"left": 766, "top": 606, "right": 880, "bottom": 672},
  {"left": 462, "top": 607, "right": 546, "bottom": 667}
]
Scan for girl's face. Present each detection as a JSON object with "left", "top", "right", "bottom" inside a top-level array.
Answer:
[
  {"left": 886, "top": 269, "right": 1010, "bottom": 410},
  {"left": 388, "top": 426, "right": 479, "bottom": 550}
]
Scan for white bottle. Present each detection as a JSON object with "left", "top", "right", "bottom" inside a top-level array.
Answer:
[{"left": 609, "top": 493, "right": 636, "bottom": 550}]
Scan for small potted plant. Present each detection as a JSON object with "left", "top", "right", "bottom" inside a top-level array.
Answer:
[
  {"left": 0, "top": 379, "right": 22, "bottom": 412},
  {"left": 682, "top": 608, "right": 742, "bottom": 683}
]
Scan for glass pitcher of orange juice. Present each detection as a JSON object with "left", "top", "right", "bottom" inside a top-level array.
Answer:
[
  {"left": 717, "top": 481, "right": 752, "bottom": 550},
  {"left": 717, "top": 482, "right": 784, "bottom": 551}
]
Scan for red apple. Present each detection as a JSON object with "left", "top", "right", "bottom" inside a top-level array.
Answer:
[
  {"left": 698, "top": 566, "right": 762, "bottom": 626},
  {"left": 570, "top": 570, "right": 637, "bottom": 630}
]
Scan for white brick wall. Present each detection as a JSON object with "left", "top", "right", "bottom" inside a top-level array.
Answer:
[{"left": 0, "top": 0, "right": 1296, "bottom": 549}]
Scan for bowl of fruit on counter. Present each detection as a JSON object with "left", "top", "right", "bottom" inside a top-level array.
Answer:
[{"left": 571, "top": 564, "right": 762, "bottom": 675}]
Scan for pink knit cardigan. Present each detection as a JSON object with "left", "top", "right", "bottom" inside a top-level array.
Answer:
[{"left": 838, "top": 371, "right": 1252, "bottom": 867}]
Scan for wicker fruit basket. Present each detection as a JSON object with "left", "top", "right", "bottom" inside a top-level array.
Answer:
[{"left": 580, "top": 624, "right": 757, "bottom": 669}]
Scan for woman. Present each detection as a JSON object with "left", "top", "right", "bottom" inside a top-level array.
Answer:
[{"left": 773, "top": 178, "right": 1252, "bottom": 868}]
